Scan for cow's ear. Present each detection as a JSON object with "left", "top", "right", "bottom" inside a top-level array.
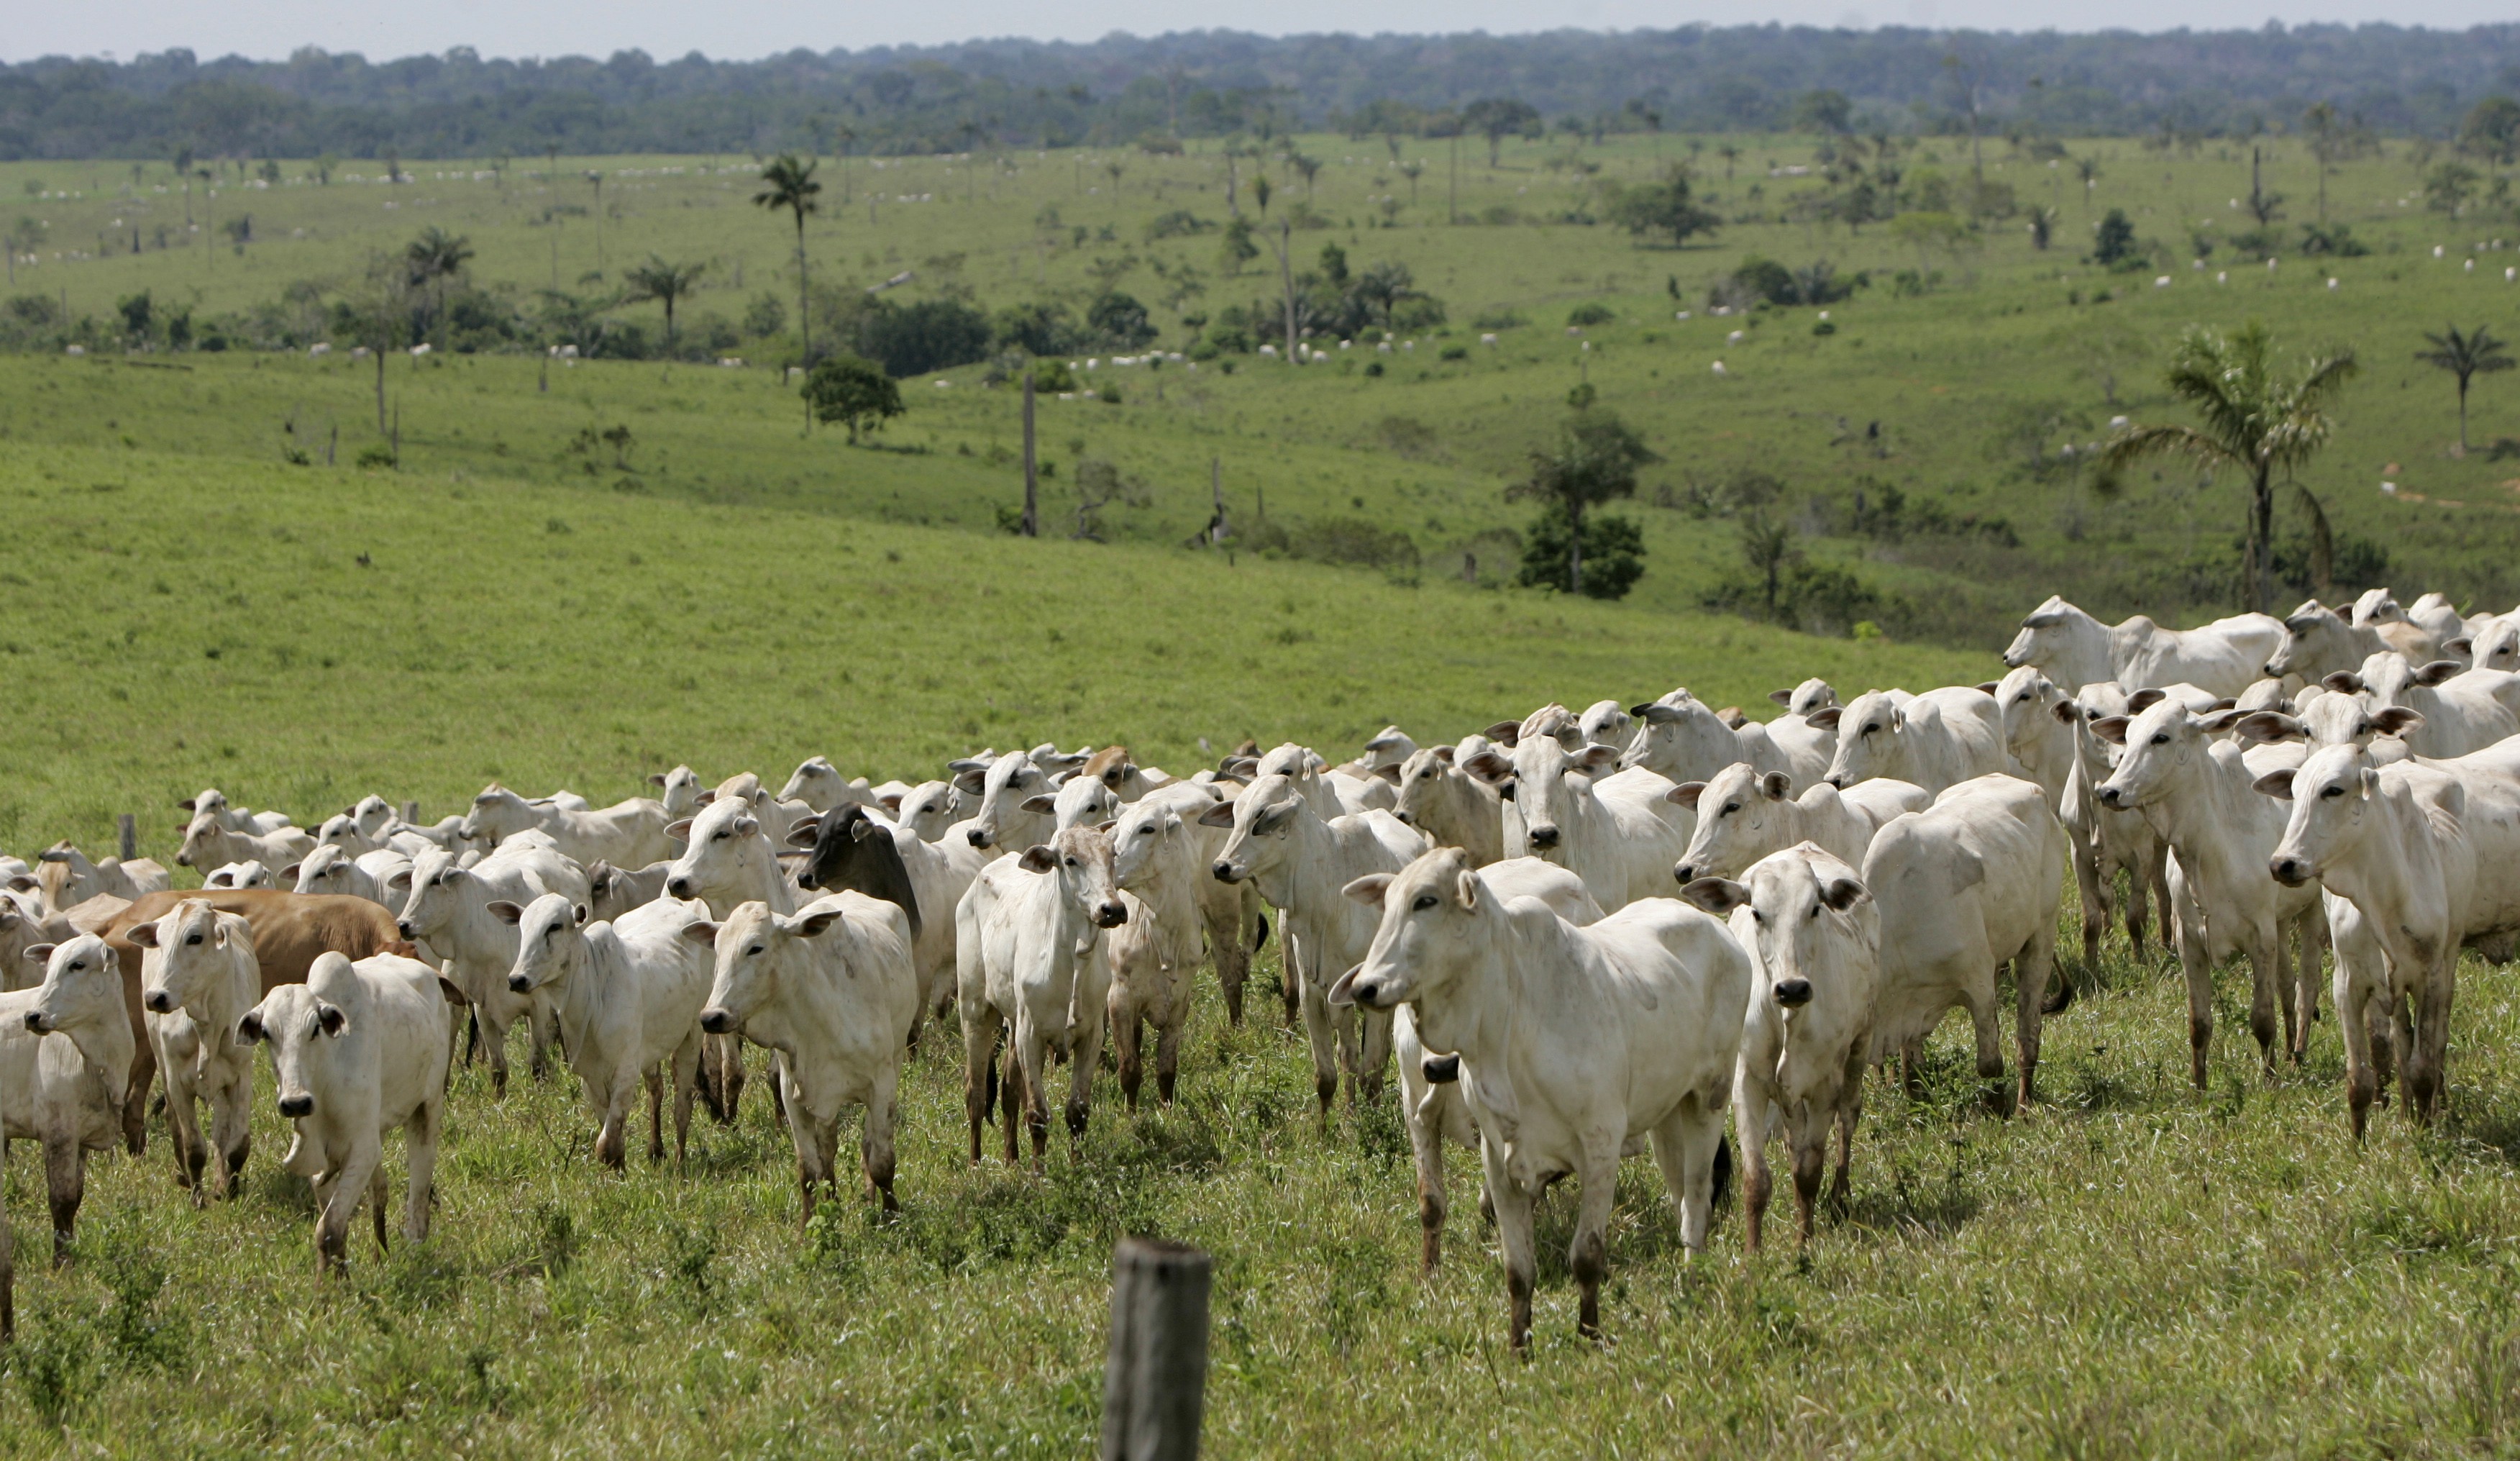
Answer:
[
  {"left": 178, "top": 798, "right": 198, "bottom": 812},
  {"left": 1453, "top": 869, "right": 1479, "bottom": 911},
  {"left": 1324, "top": 965, "right": 1362, "bottom": 1009},
  {"left": 2323, "top": 671, "right": 2366, "bottom": 695},
  {"left": 384, "top": 869, "right": 414, "bottom": 891},
  {"left": 1431, "top": 745, "right": 1456, "bottom": 765},
  {"left": 3, "top": 875, "right": 33, "bottom": 893},
  {"left": 2445, "top": 637, "right": 2474, "bottom": 657},
  {"left": 1768, "top": 688, "right": 1794, "bottom": 706},
  {"left": 681, "top": 920, "right": 720, "bottom": 946},
  {"left": 127, "top": 921, "right": 161, "bottom": 948},
  {"left": 877, "top": 792, "right": 905, "bottom": 813},
  {"left": 2127, "top": 688, "right": 2167, "bottom": 714},
  {"left": 1807, "top": 707, "right": 1843, "bottom": 731},
  {"left": 1342, "top": 874, "right": 1393, "bottom": 908},
  {"left": 316, "top": 1003, "right": 349, "bottom": 1038},
  {"left": 1820, "top": 875, "right": 1869, "bottom": 911},
  {"left": 1680, "top": 877, "right": 1751, "bottom": 916},
  {"left": 436, "top": 975, "right": 471, "bottom": 1007},
  {"left": 729, "top": 814, "right": 759, "bottom": 839},
  {"left": 1574, "top": 745, "right": 1621, "bottom": 775},
  {"left": 485, "top": 900, "right": 524, "bottom": 926},
  {"left": 849, "top": 816, "right": 884, "bottom": 845},
  {"left": 2198, "top": 709, "right": 2246, "bottom": 734},
  {"left": 649, "top": 772, "right": 667, "bottom": 787},
  {"left": 2372, "top": 706, "right": 2425, "bottom": 737},
  {"left": 1667, "top": 781, "right": 1707, "bottom": 809},
  {"left": 2414, "top": 659, "right": 2465, "bottom": 687},
  {"left": 234, "top": 1009, "right": 266, "bottom": 1045},
  {"left": 441, "top": 865, "right": 469, "bottom": 883},
  {"left": 1462, "top": 752, "right": 1515, "bottom": 785},
  {"left": 1248, "top": 798, "right": 1305, "bottom": 838},
  {"left": 1482, "top": 719, "right": 1522, "bottom": 745},
  {"left": 2359, "top": 767, "right": 2381, "bottom": 797},
  {"left": 1976, "top": 681, "right": 2001, "bottom": 696},
  {"left": 2252, "top": 770, "right": 2297, "bottom": 801},
  {"left": 2091, "top": 715, "right": 2131, "bottom": 746},
  {"left": 692, "top": 790, "right": 717, "bottom": 807},
  {"left": 1759, "top": 772, "right": 1792, "bottom": 801},
  {"left": 792, "top": 908, "right": 843, "bottom": 937},
  {"left": 663, "top": 818, "right": 694, "bottom": 842},
  {"left": 2051, "top": 701, "right": 2082, "bottom": 725},
  {"left": 786, "top": 821, "right": 823, "bottom": 849},
  {"left": 1195, "top": 801, "right": 1238, "bottom": 828},
  {"left": 1019, "top": 793, "right": 1058, "bottom": 815},
  {"left": 1372, "top": 763, "right": 1404, "bottom": 784},
  {"left": 2235, "top": 711, "right": 2304, "bottom": 744},
  {"left": 278, "top": 863, "right": 302, "bottom": 883},
  {"left": 1715, "top": 706, "right": 1746, "bottom": 729},
  {"left": 1018, "top": 845, "right": 1059, "bottom": 874},
  {"left": 23, "top": 942, "right": 55, "bottom": 965}
]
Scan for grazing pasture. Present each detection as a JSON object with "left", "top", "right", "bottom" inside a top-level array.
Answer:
[{"left": 0, "top": 445, "right": 2516, "bottom": 1454}]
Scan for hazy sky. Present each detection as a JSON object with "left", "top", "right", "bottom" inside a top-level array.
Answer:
[{"left": 6, "top": 0, "right": 2513, "bottom": 65}]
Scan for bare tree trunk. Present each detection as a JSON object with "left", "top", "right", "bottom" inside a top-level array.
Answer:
[
  {"left": 1569, "top": 502, "right": 1584, "bottom": 596},
  {"left": 2251, "top": 465, "right": 2275, "bottom": 614},
  {"left": 1021, "top": 373, "right": 1039, "bottom": 537},
  {"left": 2459, "top": 378, "right": 2470, "bottom": 453},
  {"left": 797, "top": 215, "right": 812, "bottom": 427},
  {"left": 1273, "top": 219, "right": 1297, "bottom": 363}
]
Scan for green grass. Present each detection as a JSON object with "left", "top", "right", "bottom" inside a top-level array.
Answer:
[
  {"left": 6, "top": 135, "right": 2520, "bottom": 646},
  {"left": 1, "top": 445, "right": 2519, "bottom": 1455}
]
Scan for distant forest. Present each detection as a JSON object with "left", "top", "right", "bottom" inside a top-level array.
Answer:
[{"left": 4, "top": 24, "right": 2519, "bottom": 160}]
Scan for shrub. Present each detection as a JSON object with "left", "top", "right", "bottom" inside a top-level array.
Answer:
[
  {"left": 1087, "top": 291, "right": 1156, "bottom": 348},
  {"left": 803, "top": 354, "right": 905, "bottom": 442},
  {"left": 1517, "top": 507, "right": 1644, "bottom": 600},
  {"left": 1143, "top": 210, "right": 1214, "bottom": 240},
  {"left": 1566, "top": 302, "right": 1616, "bottom": 327},
  {"left": 1471, "top": 306, "right": 1526, "bottom": 330},
  {"left": 1438, "top": 344, "right": 1469, "bottom": 360},
  {"left": 859, "top": 298, "right": 992, "bottom": 378}
]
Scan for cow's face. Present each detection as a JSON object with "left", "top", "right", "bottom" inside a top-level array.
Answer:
[
  {"left": 1622, "top": 693, "right": 1734, "bottom": 778},
  {"left": 136, "top": 901, "right": 239, "bottom": 1016},
  {"left": 237, "top": 980, "right": 348, "bottom": 1119},
  {"left": 1110, "top": 802, "right": 1183, "bottom": 890},
  {"left": 2262, "top": 742, "right": 2378, "bottom": 886},
  {"left": 775, "top": 757, "right": 835, "bottom": 811},
  {"left": 2001, "top": 596, "right": 2073, "bottom": 671},
  {"left": 350, "top": 795, "right": 396, "bottom": 837},
  {"left": 1994, "top": 667, "right": 2062, "bottom": 759},
  {"left": 663, "top": 798, "right": 762, "bottom": 905},
  {"left": 500, "top": 893, "right": 588, "bottom": 995},
  {"left": 1210, "top": 774, "right": 1303, "bottom": 884},
  {"left": 1506, "top": 734, "right": 1618, "bottom": 855},
  {"left": 1049, "top": 775, "right": 1117, "bottom": 832},
  {"left": 174, "top": 811, "right": 226, "bottom": 870},
  {"left": 1683, "top": 852, "right": 1869, "bottom": 1019},
  {"left": 23, "top": 934, "right": 133, "bottom": 1106},
  {"left": 1671, "top": 763, "right": 1790, "bottom": 885},
  {"left": 1023, "top": 826, "right": 1126, "bottom": 929},
  {"left": 459, "top": 785, "right": 528, "bottom": 841},
  {"left": 1333, "top": 848, "right": 1483, "bottom": 1011},
  {"left": 2473, "top": 618, "right": 2520, "bottom": 675},
  {"left": 696, "top": 900, "right": 840, "bottom": 1036},
  {"left": 2094, "top": 701, "right": 2244, "bottom": 811},
  {"left": 393, "top": 849, "right": 467, "bottom": 940},
  {"left": 1390, "top": 747, "right": 1458, "bottom": 832},
  {"left": 1576, "top": 700, "right": 1632, "bottom": 752},
  {"left": 1822, "top": 692, "right": 1907, "bottom": 789},
  {"left": 895, "top": 781, "right": 962, "bottom": 842},
  {"left": 966, "top": 752, "right": 1043, "bottom": 850},
  {"left": 2268, "top": 602, "right": 2348, "bottom": 679}
]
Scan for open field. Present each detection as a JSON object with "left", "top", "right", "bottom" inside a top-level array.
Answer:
[
  {"left": 0, "top": 446, "right": 2516, "bottom": 1455},
  {"left": 6, "top": 134, "right": 2520, "bottom": 643}
]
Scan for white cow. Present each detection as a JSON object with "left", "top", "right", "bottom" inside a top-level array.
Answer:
[
  {"left": 2055, "top": 684, "right": 2176, "bottom": 965},
  {"left": 175, "top": 815, "right": 316, "bottom": 879},
  {"left": 694, "top": 893, "right": 918, "bottom": 1223},
  {"left": 287, "top": 845, "right": 411, "bottom": 909},
  {"left": 892, "top": 780, "right": 967, "bottom": 842},
  {"left": 1681, "top": 843, "right": 1877, "bottom": 1252},
  {"left": 1620, "top": 689, "right": 1802, "bottom": 786},
  {"left": 177, "top": 788, "right": 294, "bottom": 836},
  {"left": 459, "top": 784, "right": 674, "bottom": 868},
  {"left": 646, "top": 765, "right": 707, "bottom": 819},
  {"left": 1254, "top": 742, "right": 1397, "bottom": 816},
  {"left": 129, "top": 901, "right": 260, "bottom": 1203},
  {"left": 203, "top": 860, "right": 273, "bottom": 890},
  {"left": 2266, "top": 599, "right": 2424, "bottom": 683},
  {"left": 775, "top": 756, "right": 880, "bottom": 815},
  {"left": 1863, "top": 775, "right": 2066, "bottom": 1111},
  {"left": 2262, "top": 738, "right": 2520, "bottom": 1134},
  {"left": 958, "top": 750, "right": 1058, "bottom": 852},
  {"left": 956, "top": 827, "right": 1129, "bottom": 1168},
  {"left": 0, "top": 935, "right": 136, "bottom": 1291},
  {"left": 1820, "top": 687, "right": 2006, "bottom": 796},
  {"left": 1392, "top": 745, "right": 1507, "bottom": 867},
  {"left": 1205, "top": 773, "right": 1428, "bottom": 1113},
  {"left": 498, "top": 892, "right": 713, "bottom": 1168},
  {"left": 1670, "top": 765, "right": 1927, "bottom": 884},
  {"left": 391, "top": 839, "right": 590, "bottom": 1095},
  {"left": 661, "top": 797, "right": 812, "bottom": 1121},
  {"left": 1465, "top": 736, "right": 1689, "bottom": 911},
  {"left": 2094, "top": 701, "right": 2325, "bottom": 1083},
  {"left": 237, "top": 950, "right": 459, "bottom": 1270},
  {"left": 586, "top": 858, "right": 675, "bottom": 921},
  {"left": 1329, "top": 848, "right": 1750, "bottom": 1352},
  {"left": 2348, "top": 587, "right": 2456, "bottom": 662},
  {"left": 32, "top": 842, "right": 172, "bottom": 916},
  {"left": 1988, "top": 666, "right": 2078, "bottom": 806},
  {"left": 2328, "top": 657, "right": 2520, "bottom": 757},
  {"left": 788, "top": 802, "right": 989, "bottom": 1037},
  {"left": 2003, "top": 594, "right": 2283, "bottom": 696},
  {"left": 1762, "top": 679, "right": 1843, "bottom": 788},
  {"left": 1105, "top": 791, "right": 1208, "bottom": 1109}
]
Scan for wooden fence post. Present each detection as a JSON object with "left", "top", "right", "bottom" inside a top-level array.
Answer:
[
  {"left": 116, "top": 814, "right": 136, "bottom": 862},
  {"left": 1100, "top": 1238, "right": 1211, "bottom": 1461},
  {"left": 401, "top": 801, "right": 421, "bottom": 826}
]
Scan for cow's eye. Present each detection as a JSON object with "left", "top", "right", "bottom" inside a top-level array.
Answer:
[
  {"left": 1722, "top": 803, "right": 1739, "bottom": 816},
  {"left": 1065, "top": 857, "right": 1079, "bottom": 868},
  {"left": 714, "top": 830, "right": 729, "bottom": 840},
  {"left": 1861, "top": 724, "right": 1878, "bottom": 734},
  {"left": 746, "top": 945, "right": 764, "bottom": 957},
  {"left": 2322, "top": 786, "right": 2345, "bottom": 799},
  {"left": 1809, "top": 905, "right": 1820, "bottom": 919},
  {"left": 68, "top": 960, "right": 83, "bottom": 971},
  {"left": 1412, "top": 894, "right": 1438, "bottom": 911},
  {"left": 186, "top": 934, "right": 203, "bottom": 946},
  {"left": 2151, "top": 733, "right": 2170, "bottom": 745}
]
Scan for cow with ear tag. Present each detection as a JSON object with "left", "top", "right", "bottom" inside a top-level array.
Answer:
[
  {"left": 1683, "top": 845, "right": 1877, "bottom": 1252},
  {"left": 1670, "top": 764, "right": 1925, "bottom": 885},
  {"left": 692, "top": 891, "right": 916, "bottom": 1226},
  {"left": 1464, "top": 730, "right": 1688, "bottom": 913},
  {"left": 1392, "top": 744, "right": 1507, "bottom": 868},
  {"left": 0, "top": 934, "right": 137, "bottom": 1299},
  {"left": 236, "top": 950, "right": 462, "bottom": 1272},
  {"left": 1329, "top": 847, "right": 1748, "bottom": 1352},
  {"left": 129, "top": 900, "right": 260, "bottom": 1203}
]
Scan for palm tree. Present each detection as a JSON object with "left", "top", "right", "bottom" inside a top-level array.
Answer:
[
  {"left": 2099, "top": 321, "right": 2358, "bottom": 614},
  {"left": 403, "top": 227, "right": 473, "bottom": 347},
  {"left": 1716, "top": 142, "right": 1741, "bottom": 181},
  {"left": 2414, "top": 324, "right": 2514, "bottom": 455},
  {"left": 623, "top": 255, "right": 707, "bottom": 347},
  {"left": 753, "top": 153, "right": 822, "bottom": 376}
]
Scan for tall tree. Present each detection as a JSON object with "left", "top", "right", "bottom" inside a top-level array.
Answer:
[
  {"left": 403, "top": 226, "right": 472, "bottom": 347},
  {"left": 1507, "top": 408, "right": 1659, "bottom": 595},
  {"left": 2414, "top": 323, "right": 2514, "bottom": 455},
  {"left": 623, "top": 256, "right": 708, "bottom": 347},
  {"left": 2099, "top": 321, "right": 2357, "bottom": 614},
  {"left": 753, "top": 153, "right": 823, "bottom": 408},
  {"left": 1461, "top": 99, "right": 1540, "bottom": 168}
]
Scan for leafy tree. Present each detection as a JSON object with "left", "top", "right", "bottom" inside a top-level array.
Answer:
[
  {"left": 1251, "top": 176, "right": 1272, "bottom": 219},
  {"left": 116, "top": 289, "right": 152, "bottom": 345},
  {"left": 2091, "top": 208, "right": 2138, "bottom": 268},
  {"left": 621, "top": 255, "right": 706, "bottom": 345},
  {"left": 1607, "top": 165, "right": 1721, "bottom": 247},
  {"left": 1087, "top": 291, "right": 1156, "bottom": 348},
  {"left": 802, "top": 355, "right": 903, "bottom": 443},
  {"left": 1461, "top": 98, "right": 1541, "bottom": 168},
  {"left": 1218, "top": 216, "right": 1259, "bottom": 275},
  {"left": 993, "top": 300, "right": 1085, "bottom": 357},
  {"left": 753, "top": 153, "right": 821, "bottom": 370},
  {"left": 1517, "top": 507, "right": 1645, "bottom": 600},
  {"left": 859, "top": 299, "right": 994, "bottom": 377},
  {"left": 2425, "top": 160, "right": 2480, "bottom": 214},
  {"left": 742, "top": 292, "right": 787, "bottom": 339},
  {"left": 403, "top": 225, "right": 473, "bottom": 345},
  {"left": 2099, "top": 321, "right": 2357, "bottom": 614},
  {"left": 1737, "top": 511, "right": 1797, "bottom": 619},
  {"left": 2414, "top": 324, "right": 2514, "bottom": 455},
  {"left": 1350, "top": 260, "right": 1423, "bottom": 330},
  {"left": 1506, "top": 408, "right": 1658, "bottom": 595},
  {"left": 2458, "top": 96, "right": 2520, "bottom": 164},
  {"left": 1793, "top": 89, "right": 1854, "bottom": 134}
]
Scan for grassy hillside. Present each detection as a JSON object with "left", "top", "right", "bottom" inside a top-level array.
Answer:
[
  {"left": 6, "top": 136, "right": 2520, "bottom": 647},
  {"left": 1, "top": 446, "right": 2519, "bottom": 1455}
]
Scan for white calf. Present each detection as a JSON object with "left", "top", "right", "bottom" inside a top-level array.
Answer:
[
  {"left": 130, "top": 901, "right": 260, "bottom": 1202},
  {"left": 1671, "top": 765, "right": 1927, "bottom": 883},
  {"left": 1820, "top": 686, "right": 2006, "bottom": 795}
]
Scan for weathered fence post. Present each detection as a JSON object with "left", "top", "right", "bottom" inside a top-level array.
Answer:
[
  {"left": 401, "top": 800, "right": 421, "bottom": 826},
  {"left": 116, "top": 814, "right": 136, "bottom": 862},
  {"left": 1100, "top": 1238, "right": 1211, "bottom": 1461}
]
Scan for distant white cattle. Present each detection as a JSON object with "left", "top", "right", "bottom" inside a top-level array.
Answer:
[
  {"left": 458, "top": 784, "right": 673, "bottom": 868},
  {"left": 2003, "top": 595, "right": 2282, "bottom": 696}
]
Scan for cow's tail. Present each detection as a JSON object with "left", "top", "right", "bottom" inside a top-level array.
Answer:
[
  {"left": 1710, "top": 1133, "right": 1733, "bottom": 1209},
  {"left": 1252, "top": 912, "right": 1270, "bottom": 952}
]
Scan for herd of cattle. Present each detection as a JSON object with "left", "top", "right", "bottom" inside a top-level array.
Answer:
[{"left": 1, "top": 585, "right": 2515, "bottom": 1350}]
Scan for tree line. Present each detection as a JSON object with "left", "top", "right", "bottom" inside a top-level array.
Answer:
[{"left": 4, "top": 24, "right": 2519, "bottom": 160}]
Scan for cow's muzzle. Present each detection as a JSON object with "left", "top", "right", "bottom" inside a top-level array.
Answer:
[
  {"left": 1095, "top": 901, "right": 1128, "bottom": 928},
  {"left": 1773, "top": 978, "right": 1814, "bottom": 1009},
  {"left": 144, "top": 989, "right": 177, "bottom": 1014},
  {"left": 2270, "top": 855, "right": 2314, "bottom": 888},
  {"left": 698, "top": 1007, "right": 736, "bottom": 1035},
  {"left": 277, "top": 1093, "right": 314, "bottom": 1118}
]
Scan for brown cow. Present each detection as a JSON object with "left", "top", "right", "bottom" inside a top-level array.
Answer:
[{"left": 92, "top": 891, "right": 414, "bottom": 1155}]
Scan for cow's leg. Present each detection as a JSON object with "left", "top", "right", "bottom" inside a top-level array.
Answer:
[
  {"left": 1405, "top": 1090, "right": 1448, "bottom": 1276},
  {"left": 1569, "top": 1134, "right": 1620, "bottom": 1342},
  {"left": 481, "top": 1007, "right": 513, "bottom": 1099},
  {"left": 963, "top": 1006, "right": 998, "bottom": 1167},
  {"left": 1065, "top": 997, "right": 1105, "bottom": 1150},
  {"left": 2015, "top": 917, "right": 2059, "bottom": 1111},
  {"left": 2250, "top": 923, "right": 2287, "bottom": 1076},
  {"left": 1790, "top": 1126, "right": 1826, "bottom": 1248},
  {"left": 2293, "top": 910, "right": 2329, "bottom": 1057},
  {"left": 1959, "top": 975, "right": 2004, "bottom": 1083},
  {"left": 119, "top": 1038, "right": 158, "bottom": 1156},
  {"left": 1330, "top": 1002, "right": 1363, "bottom": 1112},
  {"left": 2071, "top": 828, "right": 2106, "bottom": 968},
  {"left": 1001, "top": 1039, "right": 1024, "bottom": 1166},
  {"left": 404, "top": 1103, "right": 439, "bottom": 1244},
  {"left": 2411, "top": 950, "right": 2455, "bottom": 1124},
  {"left": 1018, "top": 1022, "right": 1053, "bottom": 1170},
  {"left": 1734, "top": 1084, "right": 1774, "bottom": 1255},
  {"left": 42, "top": 1134, "right": 84, "bottom": 1266},
  {"left": 212, "top": 1060, "right": 252, "bottom": 1198},
  {"left": 670, "top": 1032, "right": 702, "bottom": 1169},
  {"left": 1481, "top": 1142, "right": 1538, "bottom": 1355},
  {"left": 2174, "top": 886, "right": 2214, "bottom": 1091},
  {"left": 1356, "top": 1007, "right": 1392, "bottom": 1106},
  {"left": 716, "top": 1034, "right": 748, "bottom": 1126},
  {"left": 1154, "top": 1001, "right": 1184, "bottom": 1107},
  {"left": 595, "top": 1074, "right": 631, "bottom": 1171},
  {"left": 2140, "top": 838, "right": 2173, "bottom": 962},
  {"left": 368, "top": 1166, "right": 391, "bottom": 1254},
  {"left": 1111, "top": 991, "right": 1145, "bottom": 1111},
  {"left": 644, "top": 1066, "right": 666, "bottom": 1165},
  {"left": 1295, "top": 956, "right": 1341, "bottom": 1121},
  {"left": 863, "top": 1066, "right": 901, "bottom": 1215},
  {"left": 2333, "top": 928, "right": 2382, "bottom": 1140},
  {"left": 318, "top": 1144, "right": 380, "bottom": 1273},
  {"left": 159, "top": 1042, "right": 205, "bottom": 1201},
  {"left": 1830, "top": 1042, "right": 1866, "bottom": 1214}
]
